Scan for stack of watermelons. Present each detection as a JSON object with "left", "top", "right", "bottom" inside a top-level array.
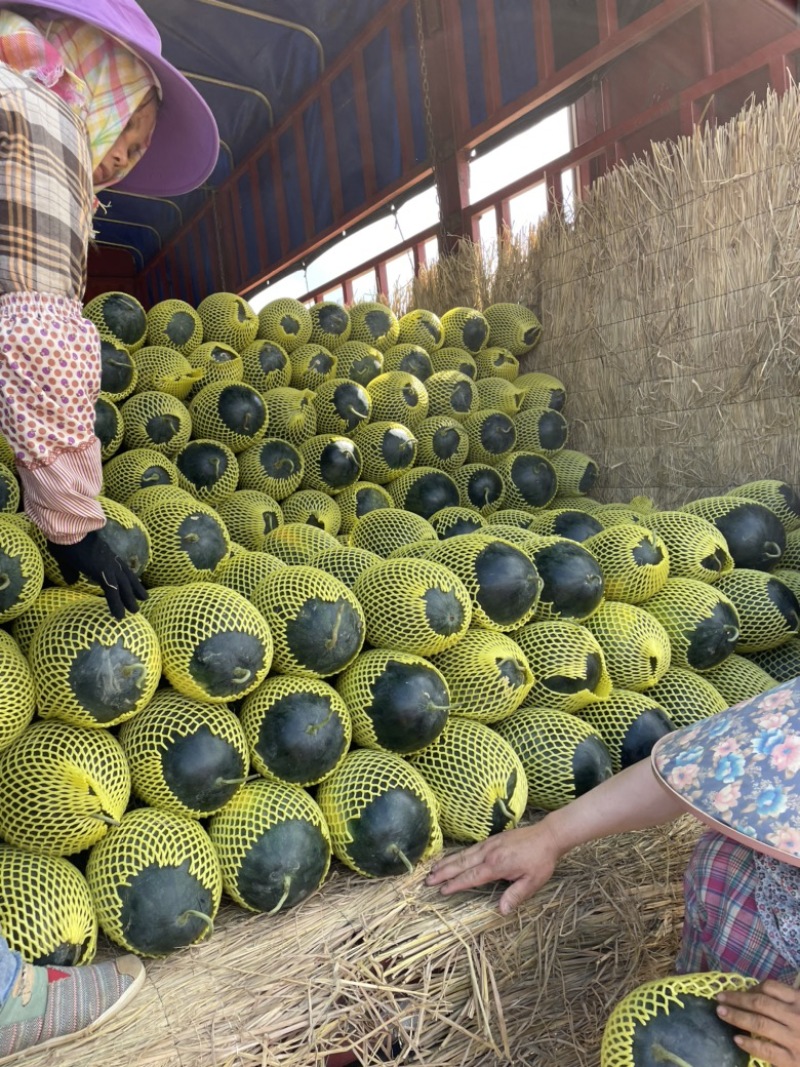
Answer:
[{"left": 0, "top": 286, "right": 798, "bottom": 970}]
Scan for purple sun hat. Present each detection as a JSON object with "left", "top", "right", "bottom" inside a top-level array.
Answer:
[
  {"left": 651, "top": 675, "right": 800, "bottom": 867},
  {"left": 1, "top": 0, "right": 219, "bottom": 195}
]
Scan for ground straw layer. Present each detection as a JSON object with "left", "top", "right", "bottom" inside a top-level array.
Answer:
[{"left": 38, "top": 817, "right": 698, "bottom": 1067}]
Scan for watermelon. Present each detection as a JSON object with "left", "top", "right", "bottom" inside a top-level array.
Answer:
[
  {"left": 189, "top": 381, "right": 268, "bottom": 453},
  {"left": 396, "top": 309, "right": 443, "bottom": 353},
  {"left": 0, "top": 722, "right": 130, "bottom": 856},
  {"left": 119, "top": 689, "right": 249, "bottom": 817},
  {"left": 99, "top": 334, "right": 137, "bottom": 400},
  {"left": 335, "top": 649, "right": 450, "bottom": 754},
  {"left": 145, "top": 298, "right": 203, "bottom": 356},
  {"left": 578, "top": 689, "right": 675, "bottom": 771},
  {"left": 494, "top": 708, "right": 613, "bottom": 810},
  {"left": 84, "top": 291, "right": 147, "bottom": 351},
  {"left": 347, "top": 301, "right": 400, "bottom": 351},
  {"left": 426, "top": 533, "right": 542, "bottom": 631},
  {"left": 601, "top": 972, "right": 761, "bottom": 1067},
  {"left": 353, "top": 557, "right": 472, "bottom": 656},
  {"left": 29, "top": 599, "right": 160, "bottom": 728},
  {"left": 148, "top": 582, "right": 273, "bottom": 702},
  {"left": 209, "top": 779, "right": 331, "bottom": 913},
  {"left": 240, "top": 674, "right": 351, "bottom": 786},
  {"left": 408, "top": 718, "right": 527, "bottom": 842},
  {"left": 382, "top": 343, "right": 435, "bottom": 380},
  {"left": 309, "top": 301, "right": 352, "bottom": 349},
  {"left": 86, "top": 808, "right": 222, "bottom": 957},
  {"left": 440, "top": 307, "right": 489, "bottom": 353},
  {"left": 313, "top": 378, "right": 371, "bottom": 435},
  {"left": 317, "top": 749, "right": 439, "bottom": 878},
  {"left": 240, "top": 339, "right": 291, "bottom": 393},
  {"left": 257, "top": 297, "right": 313, "bottom": 352},
  {"left": 197, "top": 291, "right": 258, "bottom": 350},
  {"left": 0, "top": 845, "right": 97, "bottom": 965},
  {"left": 679, "top": 496, "right": 786, "bottom": 571},
  {"left": 251, "top": 566, "right": 365, "bottom": 678}
]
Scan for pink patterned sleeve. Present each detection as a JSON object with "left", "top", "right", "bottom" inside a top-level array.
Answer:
[{"left": 0, "top": 294, "right": 105, "bottom": 543}]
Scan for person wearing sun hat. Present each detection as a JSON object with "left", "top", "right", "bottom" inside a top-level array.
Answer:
[
  {"left": 0, "top": 2, "right": 218, "bottom": 1061},
  {"left": 428, "top": 678, "right": 800, "bottom": 1065},
  {"left": 0, "top": 0, "right": 218, "bottom": 621}
]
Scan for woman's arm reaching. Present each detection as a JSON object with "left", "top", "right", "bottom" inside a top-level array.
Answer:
[{"left": 426, "top": 756, "right": 686, "bottom": 914}]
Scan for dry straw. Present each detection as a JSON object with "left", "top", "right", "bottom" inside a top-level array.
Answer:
[
  {"left": 36, "top": 817, "right": 699, "bottom": 1067},
  {"left": 400, "top": 86, "right": 800, "bottom": 508}
]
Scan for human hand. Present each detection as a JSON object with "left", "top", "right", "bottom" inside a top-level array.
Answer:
[
  {"left": 716, "top": 979, "right": 800, "bottom": 1066},
  {"left": 425, "top": 819, "right": 562, "bottom": 915},
  {"left": 47, "top": 529, "right": 147, "bottom": 620}
]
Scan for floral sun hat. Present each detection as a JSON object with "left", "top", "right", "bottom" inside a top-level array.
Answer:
[{"left": 651, "top": 676, "right": 800, "bottom": 866}]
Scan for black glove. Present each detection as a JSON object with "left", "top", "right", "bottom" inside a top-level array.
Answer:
[{"left": 47, "top": 530, "right": 148, "bottom": 621}]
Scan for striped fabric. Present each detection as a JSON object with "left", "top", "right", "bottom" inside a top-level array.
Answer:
[
  {"left": 16, "top": 441, "right": 104, "bottom": 543},
  {"left": 0, "top": 955, "right": 145, "bottom": 1060},
  {"left": 675, "top": 829, "right": 798, "bottom": 982}
]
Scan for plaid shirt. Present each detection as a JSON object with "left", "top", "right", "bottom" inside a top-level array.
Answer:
[
  {"left": 0, "top": 63, "right": 91, "bottom": 298},
  {"left": 0, "top": 65, "right": 103, "bottom": 540},
  {"left": 676, "top": 829, "right": 798, "bottom": 982}
]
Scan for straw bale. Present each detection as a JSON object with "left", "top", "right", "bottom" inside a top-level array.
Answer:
[
  {"left": 404, "top": 86, "right": 800, "bottom": 506},
  {"left": 35, "top": 816, "right": 699, "bottom": 1067},
  {"left": 531, "top": 86, "right": 800, "bottom": 506}
]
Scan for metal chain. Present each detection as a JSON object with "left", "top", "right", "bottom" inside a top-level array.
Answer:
[{"left": 413, "top": 0, "right": 445, "bottom": 244}]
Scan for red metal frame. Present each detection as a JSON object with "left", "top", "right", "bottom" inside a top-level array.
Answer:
[
  {"left": 293, "top": 115, "right": 316, "bottom": 244},
  {"left": 135, "top": 0, "right": 800, "bottom": 306},
  {"left": 389, "top": 17, "right": 417, "bottom": 172},
  {"left": 298, "top": 17, "right": 800, "bottom": 303},
  {"left": 477, "top": 0, "right": 502, "bottom": 119},
  {"left": 320, "top": 85, "right": 345, "bottom": 221}
]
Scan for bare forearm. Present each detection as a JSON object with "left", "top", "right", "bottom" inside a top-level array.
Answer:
[
  {"left": 544, "top": 757, "right": 686, "bottom": 856},
  {"left": 427, "top": 757, "right": 688, "bottom": 913}
]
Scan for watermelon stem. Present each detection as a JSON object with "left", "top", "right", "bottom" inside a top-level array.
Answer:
[
  {"left": 307, "top": 714, "right": 334, "bottom": 736},
  {"left": 91, "top": 812, "right": 120, "bottom": 826},
  {"left": 651, "top": 1043, "right": 694, "bottom": 1067},
  {"left": 178, "top": 909, "right": 214, "bottom": 941},
  {"left": 496, "top": 798, "right": 514, "bottom": 822},
  {"left": 346, "top": 408, "right": 369, "bottom": 420},
  {"left": 325, "top": 604, "right": 345, "bottom": 651},
  {"left": 766, "top": 542, "right": 782, "bottom": 558},
  {"left": 0, "top": 575, "right": 9, "bottom": 591},
  {"left": 232, "top": 667, "right": 252, "bottom": 684},
  {"left": 217, "top": 776, "right": 247, "bottom": 787},
  {"left": 121, "top": 664, "right": 147, "bottom": 682},
  {"left": 265, "top": 875, "right": 291, "bottom": 916},
  {"left": 389, "top": 845, "right": 414, "bottom": 874}
]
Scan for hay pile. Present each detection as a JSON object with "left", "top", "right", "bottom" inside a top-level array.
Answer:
[
  {"left": 36, "top": 816, "right": 699, "bottom": 1067},
  {"left": 404, "top": 85, "right": 800, "bottom": 508}
]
